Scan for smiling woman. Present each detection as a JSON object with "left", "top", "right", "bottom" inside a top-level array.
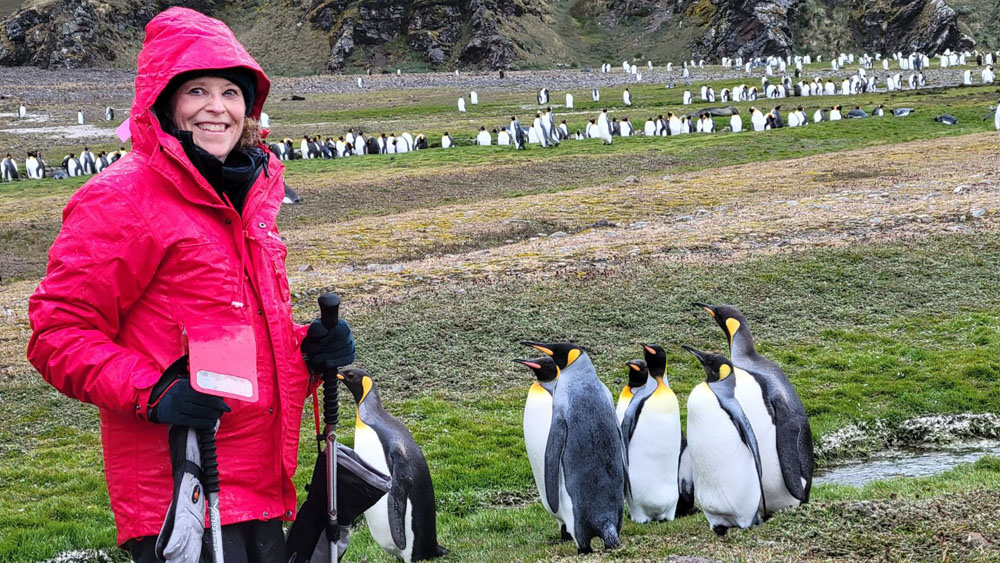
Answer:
[
  {"left": 166, "top": 75, "right": 247, "bottom": 160},
  {"left": 25, "top": 6, "right": 356, "bottom": 563}
]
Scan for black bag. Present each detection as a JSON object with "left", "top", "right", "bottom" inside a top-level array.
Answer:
[{"left": 286, "top": 443, "right": 391, "bottom": 563}]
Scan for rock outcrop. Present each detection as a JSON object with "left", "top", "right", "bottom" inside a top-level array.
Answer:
[
  {"left": 694, "top": 0, "right": 973, "bottom": 60},
  {"left": 307, "top": 0, "right": 529, "bottom": 71},
  {"left": 851, "top": 0, "right": 974, "bottom": 55},
  {"left": 0, "top": 0, "right": 214, "bottom": 69},
  {"left": 0, "top": 0, "right": 980, "bottom": 71},
  {"left": 695, "top": 0, "right": 797, "bottom": 59}
]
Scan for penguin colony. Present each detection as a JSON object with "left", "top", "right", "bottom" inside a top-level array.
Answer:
[
  {"left": 6, "top": 46, "right": 998, "bottom": 184},
  {"left": 514, "top": 304, "right": 814, "bottom": 552}
]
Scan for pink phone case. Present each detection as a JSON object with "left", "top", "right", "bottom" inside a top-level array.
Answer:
[{"left": 186, "top": 323, "right": 259, "bottom": 403}]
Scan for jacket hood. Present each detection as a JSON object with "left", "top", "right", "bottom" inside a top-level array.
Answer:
[{"left": 131, "top": 7, "right": 270, "bottom": 154}]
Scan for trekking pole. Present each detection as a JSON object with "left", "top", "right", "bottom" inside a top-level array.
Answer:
[
  {"left": 198, "top": 425, "right": 224, "bottom": 563},
  {"left": 318, "top": 292, "right": 342, "bottom": 563}
]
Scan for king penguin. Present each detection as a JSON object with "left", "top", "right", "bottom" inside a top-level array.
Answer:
[
  {"left": 681, "top": 346, "right": 765, "bottom": 536},
  {"left": 694, "top": 303, "right": 814, "bottom": 516},
  {"left": 641, "top": 344, "right": 697, "bottom": 517},
  {"left": 616, "top": 355, "right": 682, "bottom": 523},
  {"left": 513, "top": 356, "right": 572, "bottom": 540},
  {"left": 337, "top": 368, "right": 448, "bottom": 562},
  {"left": 521, "top": 341, "right": 624, "bottom": 554}
]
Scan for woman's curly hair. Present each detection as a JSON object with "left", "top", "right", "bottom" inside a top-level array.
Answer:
[{"left": 240, "top": 117, "right": 263, "bottom": 149}]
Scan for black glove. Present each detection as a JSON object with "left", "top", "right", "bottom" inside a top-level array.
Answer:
[
  {"left": 148, "top": 356, "right": 231, "bottom": 429},
  {"left": 301, "top": 318, "right": 355, "bottom": 377}
]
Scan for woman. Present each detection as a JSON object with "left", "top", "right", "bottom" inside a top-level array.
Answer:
[{"left": 26, "top": 7, "right": 353, "bottom": 561}]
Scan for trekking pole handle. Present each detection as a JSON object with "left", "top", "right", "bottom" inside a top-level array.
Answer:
[
  {"left": 318, "top": 292, "right": 340, "bottom": 331},
  {"left": 318, "top": 292, "right": 341, "bottom": 426}
]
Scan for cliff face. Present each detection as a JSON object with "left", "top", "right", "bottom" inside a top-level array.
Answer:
[
  {"left": 309, "top": 0, "right": 541, "bottom": 71},
  {"left": 0, "top": 0, "right": 981, "bottom": 72}
]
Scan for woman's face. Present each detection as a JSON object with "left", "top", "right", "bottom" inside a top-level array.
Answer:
[{"left": 169, "top": 76, "right": 245, "bottom": 161}]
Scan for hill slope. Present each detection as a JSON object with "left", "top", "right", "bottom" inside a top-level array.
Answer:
[{"left": 0, "top": 0, "right": 987, "bottom": 73}]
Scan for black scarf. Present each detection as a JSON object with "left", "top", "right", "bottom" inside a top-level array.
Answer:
[{"left": 159, "top": 114, "right": 264, "bottom": 214}]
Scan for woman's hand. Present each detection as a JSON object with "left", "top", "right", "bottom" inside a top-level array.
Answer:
[
  {"left": 148, "top": 356, "right": 231, "bottom": 428},
  {"left": 301, "top": 318, "right": 356, "bottom": 377}
]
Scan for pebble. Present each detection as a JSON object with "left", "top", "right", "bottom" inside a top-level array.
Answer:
[
  {"left": 676, "top": 215, "right": 694, "bottom": 222},
  {"left": 549, "top": 231, "right": 568, "bottom": 237},
  {"left": 623, "top": 175, "right": 639, "bottom": 184},
  {"left": 971, "top": 208, "right": 986, "bottom": 218}
]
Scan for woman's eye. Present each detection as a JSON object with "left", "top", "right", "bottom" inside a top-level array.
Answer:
[
  {"left": 224, "top": 89, "right": 240, "bottom": 98},
  {"left": 188, "top": 87, "right": 205, "bottom": 95}
]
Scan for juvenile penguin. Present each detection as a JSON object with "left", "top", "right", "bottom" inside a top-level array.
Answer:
[
  {"left": 338, "top": 368, "right": 448, "bottom": 562},
  {"left": 1, "top": 153, "right": 18, "bottom": 181},
  {"left": 641, "top": 344, "right": 697, "bottom": 517},
  {"left": 695, "top": 303, "right": 814, "bottom": 515},
  {"left": 521, "top": 341, "right": 624, "bottom": 553},
  {"left": 617, "top": 356, "right": 682, "bottom": 523},
  {"left": 682, "top": 346, "right": 765, "bottom": 536},
  {"left": 514, "top": 356, "right": 571, "bottom": 540}
]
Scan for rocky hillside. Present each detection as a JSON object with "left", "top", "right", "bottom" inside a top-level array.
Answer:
[{"left": 0, "top": 0, "right": 985, "bottom": 73}]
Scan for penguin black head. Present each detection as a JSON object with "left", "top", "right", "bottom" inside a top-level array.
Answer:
[
  {"left": 625, "top": 359, "right": 649, "bottom": 387},
  {"left": 641, "top": 343, "right": 667, "bottom": 378},
  {"left": 336, "top": 367, "right": 375, "bottom": 404},
  {"left": 681, "top": 345, "right": 733, "bottom": 383},
  {"left": 513, "top": 356, "right": 559, "bottom": 383},
  {"left": 520, "top": 341, "right": 585, "bottom": 369},
  {"left": 693, "top": 302, "right": 752, "bottom": 349}
]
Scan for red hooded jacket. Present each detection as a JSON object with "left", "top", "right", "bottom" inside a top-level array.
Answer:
[{"left": 27, "top": 7, "right": 311, "bottom": 544}]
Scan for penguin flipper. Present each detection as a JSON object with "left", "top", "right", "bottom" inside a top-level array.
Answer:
[
  {"left": 544, "top": 416, "right": 568, "bottom": 513},
  {"left": 386, "top": 468, "right": 410, "bottom": 550},
  {"left": 775, "top": 414, "right": 813, "bottom": 502},
  {"left": 715, "top": 392, "right": 767, "bottom": 516}
]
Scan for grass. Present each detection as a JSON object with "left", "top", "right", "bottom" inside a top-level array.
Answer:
[
  {"left": 4, "top": 233, "right": 1000, "bottom": 561},
  {"left": 1, "top": 72, "right": 999, "bottom": 560}
]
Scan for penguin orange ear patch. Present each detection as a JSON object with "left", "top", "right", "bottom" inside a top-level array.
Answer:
[
  {"left": 629, "top": 363, "right": 640, "bottom": 371},
  {"left": 566, "top": 348, "right": 581, "bottom": 366},
  {"left": 726, "top": 318, "right": 741, "bottom": 336}
]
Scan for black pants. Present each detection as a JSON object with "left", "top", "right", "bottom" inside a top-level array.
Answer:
[{"left": 125, "top": 520, "right": 286, "bottom": 563}]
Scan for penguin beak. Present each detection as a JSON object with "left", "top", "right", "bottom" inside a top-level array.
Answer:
[
  {"left": 641, "top": 343, "right": 656, "bottom": 355},
  {"left": 626, "top": 361, "right": 641, "bottom": 371},
  {"left": 680, "top": 345, "right": 706, "bottom": 363},
  {"left": 512, "top": 359, "right": 541, "bottom": 370},
  {"left": 336, "top": 373, "right": 345, "bottom": 381},
  {"left": 692, "top": 302, "right": 715, "bottom": 317},
  {"left": 520, "top": 341, "right": 553, "bottom": 356}
]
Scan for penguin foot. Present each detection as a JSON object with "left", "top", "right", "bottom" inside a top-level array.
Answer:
[
  {"left": 576, "top": 545, "right": 593, "bottom": 555},
  {"left": 712, "top": 525, "right": 729, "bottom": 537},
  {"left": 560, "top": 525, "right": 573, "bottom": 542}
]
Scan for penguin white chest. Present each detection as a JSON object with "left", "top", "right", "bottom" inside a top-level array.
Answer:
[
  {"left": 686, "top": 383, "right": 761, "bottom": 530},
  {"left": 355, "top": 423, "right": 415, "bottom": 562},
  {"left": 626, "top": 387, "right": 681, "bottom": 522},
  {"left": 734, "top": 370, "right": 800, "bottom": 513},
  {"left": 524, "top": 385, "right": 555, "bottom": 516}
]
